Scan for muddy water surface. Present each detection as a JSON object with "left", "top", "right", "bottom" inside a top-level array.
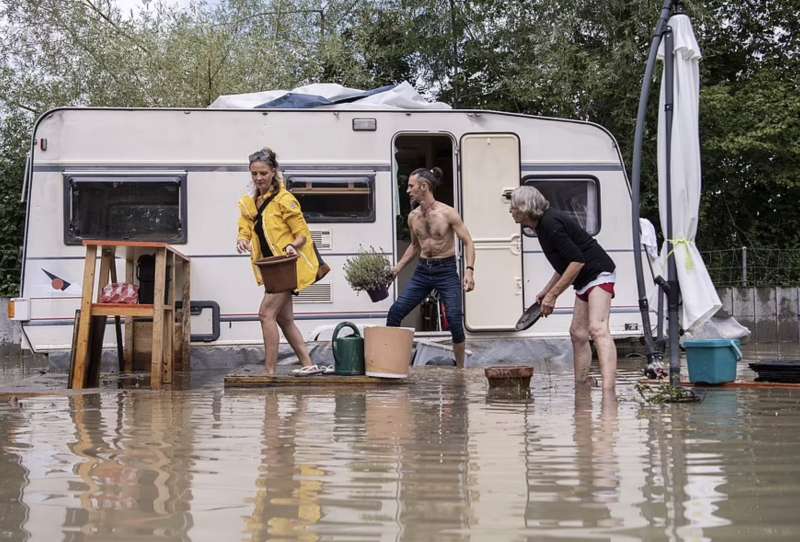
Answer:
[{"left": 2, "top": 350, "right": 800, "bottom": 541}]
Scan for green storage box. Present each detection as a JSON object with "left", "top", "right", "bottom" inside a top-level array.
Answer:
[{"left": 684, "top": 339, "right": 742, "bottom": 384}]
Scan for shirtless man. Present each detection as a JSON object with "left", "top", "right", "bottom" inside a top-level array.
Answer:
[{"left": 387, "top": 167, "right": 476, "bottom": 368}]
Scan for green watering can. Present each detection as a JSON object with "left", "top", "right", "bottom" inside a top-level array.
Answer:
[{"left": 332, "top": 322, "right": 365, "bottom": 376}]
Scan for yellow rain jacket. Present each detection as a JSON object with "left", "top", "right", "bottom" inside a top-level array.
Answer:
[{"left": 237, "top": 184, "right": 320, "bottom": 291}]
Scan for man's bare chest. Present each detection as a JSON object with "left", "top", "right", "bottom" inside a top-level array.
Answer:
[{"left": 411, "top": 212, "right": 451, "bottom": 240}]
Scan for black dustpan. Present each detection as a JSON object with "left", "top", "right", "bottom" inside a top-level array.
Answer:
[{"left": 515, "top": 302, "right": 542, "bottom": 331}]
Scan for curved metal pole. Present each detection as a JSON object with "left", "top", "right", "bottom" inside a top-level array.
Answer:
[{"left": 630, "top": 0, "right": 674, "bottom": 368}]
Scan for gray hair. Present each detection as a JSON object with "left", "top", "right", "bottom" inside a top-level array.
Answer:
[{"left": 511, "top": 186, "right": 550, "bottom": 221}]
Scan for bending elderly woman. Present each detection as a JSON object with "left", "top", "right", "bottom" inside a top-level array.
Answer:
[
  {"left": 510, "top": 186, "right": 617, "bottom": 392},
  {"left": 236, "top": 147, "right": 325, "bottom": 375}
]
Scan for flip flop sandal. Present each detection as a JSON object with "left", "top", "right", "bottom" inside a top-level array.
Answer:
[
  {"left": 292, "top": 364, "right": 323, "bottom": 377},
  {"left": 320, "top": 364, "right": 336, "bottom": 374}
]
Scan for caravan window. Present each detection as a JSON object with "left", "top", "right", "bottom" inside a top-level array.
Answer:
[
  {"left": 63, "top": 173, "right": 187, "bottom": 245},
  {"left": 522, "top": 176, "right": 600, "bottom": 235},
  {"left": 286, "top": 174, "right": 375, "bottom": 223}
]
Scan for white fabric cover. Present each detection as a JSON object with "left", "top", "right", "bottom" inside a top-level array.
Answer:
[
  {"left": 209, "top": 81, "right": 451, "bottom": 110},
  {"left": 639, "top": 217, "right": 659, "bottom": 262},
  {"left": 656, "top": 14, "right": 721, "bottom": 331}
]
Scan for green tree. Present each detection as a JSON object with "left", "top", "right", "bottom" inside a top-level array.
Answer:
[{"left": 0, "top": 112, "right": 29, "bottom": 296}]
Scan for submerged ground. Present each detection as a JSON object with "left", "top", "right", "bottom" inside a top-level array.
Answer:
[{"left": 1, "top": 345, "right": 799, "bottom": 541}]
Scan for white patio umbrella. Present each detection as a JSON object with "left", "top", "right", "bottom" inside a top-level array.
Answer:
[{"left": 656, "top": 13, "right": 721, "bottom": 332}]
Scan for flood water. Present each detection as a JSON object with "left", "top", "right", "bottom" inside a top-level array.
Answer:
[{"left": 2, "top": 347, "right": 800, "bottom": 541}]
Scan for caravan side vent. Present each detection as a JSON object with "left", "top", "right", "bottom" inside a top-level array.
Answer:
[
  {"left": 296, "top": 283, "right": 332, "bottom": 304},
  {"left": 311, "top": 230, "right": 332, "bottom": 250}
]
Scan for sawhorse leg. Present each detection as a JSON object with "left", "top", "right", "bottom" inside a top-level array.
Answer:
[
  {"left": 71, "top": 245, "right": 97, "bottom": 389},
  {"left": 151, "top": 248, "right": 167, "bottom": 389}
]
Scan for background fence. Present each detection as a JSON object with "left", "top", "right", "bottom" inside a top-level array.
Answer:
[{"left": 701, "top": 248, "right": 800, "bottom": 287}]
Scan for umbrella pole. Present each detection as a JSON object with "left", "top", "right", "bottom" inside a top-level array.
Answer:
[
  {"left": 630, "top": 0, "right": 674, "bottom": 371},
  {"left": 663, "top": 26, "right": 682, "bottom": 386}
]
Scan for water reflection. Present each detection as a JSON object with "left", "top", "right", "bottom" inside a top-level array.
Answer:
[
  {"left": 245, "top": 393, "right": 322, "bottom": 541},
  {"left": 0, "top": 399, "right": 31, "bottom": 541},
  {"left": 398, "top": 375, "right": 471, "bottom": 541},
  {"left": 1, "top": 363, "right": 800, "bottom": 541},
  {"left": 63, "top": 393, "right": 194, "bottom": 540},
  {"left": 522, "top": 387, "right": 631, "bottom": 538}
]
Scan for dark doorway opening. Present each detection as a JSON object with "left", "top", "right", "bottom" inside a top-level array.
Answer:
[{"left": 393, "top": 134, "right": 455, "bottom": 332}]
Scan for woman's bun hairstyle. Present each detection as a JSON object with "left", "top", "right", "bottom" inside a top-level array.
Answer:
[{"left": 248, "top": 147, "right": 279, "bottom": 169}]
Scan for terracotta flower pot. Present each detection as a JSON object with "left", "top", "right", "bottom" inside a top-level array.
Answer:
[
  {"left": 364, "top": 326, "right": 414, "bottom": 378},
  {"left": 485, "top": 366, "right": 534, "bottom": 392},
  {"left": 255, "top": 255, "right": 298, "bottom": 293}
]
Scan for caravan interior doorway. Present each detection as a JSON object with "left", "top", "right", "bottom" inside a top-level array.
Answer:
[{"left": 393, "top": 133, "right": 456, "bottom": 333}]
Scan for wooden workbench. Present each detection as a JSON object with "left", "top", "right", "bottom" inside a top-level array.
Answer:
[{"left": 71, "top": 240, "right": 190, "bottom": 390}]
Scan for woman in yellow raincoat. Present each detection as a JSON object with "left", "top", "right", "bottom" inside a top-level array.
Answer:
[{"left": 236, "top": 148, "right": 327, "bottom": 374}]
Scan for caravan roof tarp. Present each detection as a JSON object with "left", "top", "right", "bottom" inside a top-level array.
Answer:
[{"left": 209, "top": 82, "right": 451, "bottom": 110}]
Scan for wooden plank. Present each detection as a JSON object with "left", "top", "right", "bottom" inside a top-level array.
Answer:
[
  {"left": 83, "top": 240, "right": 169, "bottom": 249},
  {"left": 83, "top": 240, "right": 187, "bottom": 263},
  {"left": 176, "top": 259, "right": 191, "bottom": 371},
  {"left": 639, "top": 379, "right": 800, "bottom": 390},
  {"left": 72, "top": 245, "right": 98, "bottom": 389},
  {"left": 182, "top": 260, "right": 191, "bottom": 369},
  {"left": 91, "top": 304, "right": 155, "bottom": 317},
  {"left": 162, "top": 252, "right": 176, "bottom": 384},
  {"left": 150, "top": 248, "right": 167, "bottom": 390},
  {"left": 133, "top": 321, "right": 153, "bottom": 371},
  {"left": 224, "top": 372, "right": 408, "bottom": 388},
  {"left": 166, "top": 245, "right": 190, "bottom": 262},
  {"left": 690, "top": 381, "right": 800, "bottom": 390}
]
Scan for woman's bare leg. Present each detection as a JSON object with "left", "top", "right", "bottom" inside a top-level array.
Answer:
[
  {"left": 587, "top": 287, "right": 617, "bottom": 392},
  {"left": 259, "top": 291, "right": 291, "bottom": 374},
  {"left": 276, "top": 295, "right": 313, "bottom": 367},
  {"left": 570, "top": 297, "right": 593, "bottom": 386}
]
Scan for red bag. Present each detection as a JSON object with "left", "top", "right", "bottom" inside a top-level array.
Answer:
[{"left": 100, "top": 283, "right": 140, "bottom": 304}]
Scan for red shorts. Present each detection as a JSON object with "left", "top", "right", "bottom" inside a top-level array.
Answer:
[{"left": 576, "top": 282, "right": 615, "bottom": 303}]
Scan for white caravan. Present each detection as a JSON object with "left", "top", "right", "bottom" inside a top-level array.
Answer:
[{"left": 12, "top": 107, "right": 650, "bottom": 355}]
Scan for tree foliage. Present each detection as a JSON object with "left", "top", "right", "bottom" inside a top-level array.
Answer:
[
  {"left": 1, "top": 0, "right": 798, "bottom": 294},
  {"left": 0, "top": 112, "right": 28, "bottom": 296}
]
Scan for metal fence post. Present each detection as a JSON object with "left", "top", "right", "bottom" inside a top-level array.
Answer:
[{"left": 741, "top": 246, "right": 748, "bottom": 287}]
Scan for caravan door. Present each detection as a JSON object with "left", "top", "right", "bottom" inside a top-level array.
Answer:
[{"left": 460, "top": 133, "right": 523, "bottom": 331}]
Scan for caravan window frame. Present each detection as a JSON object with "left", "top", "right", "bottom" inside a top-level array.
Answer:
[
  {"left": 284, "top": 173, "right": 376, "bottom": 223},
  {"left": 521, "top": 174, "right": 602, "bottom": 236},
  {"left": 62, "top": 171, "right": 188, "bottom": 245}
]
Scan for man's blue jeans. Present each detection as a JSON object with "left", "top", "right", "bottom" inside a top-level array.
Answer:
[{"left": 387, "top": 256, "right": 465, "bottom": 344}]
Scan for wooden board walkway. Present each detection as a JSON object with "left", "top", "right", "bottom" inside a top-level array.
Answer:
[
  {"left": 224, "top": 368, "right": 409, "bottom": 388},
  {"left": 640, "top": 379, "right": 800, "bottom": 390}
]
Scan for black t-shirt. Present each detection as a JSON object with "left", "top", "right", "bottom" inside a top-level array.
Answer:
[
  {"left": 535, "top": 209, "right": 615, "bottom": 290},
  {"left": 253, "top": 197, "right": 274, "bottom": 258}
]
